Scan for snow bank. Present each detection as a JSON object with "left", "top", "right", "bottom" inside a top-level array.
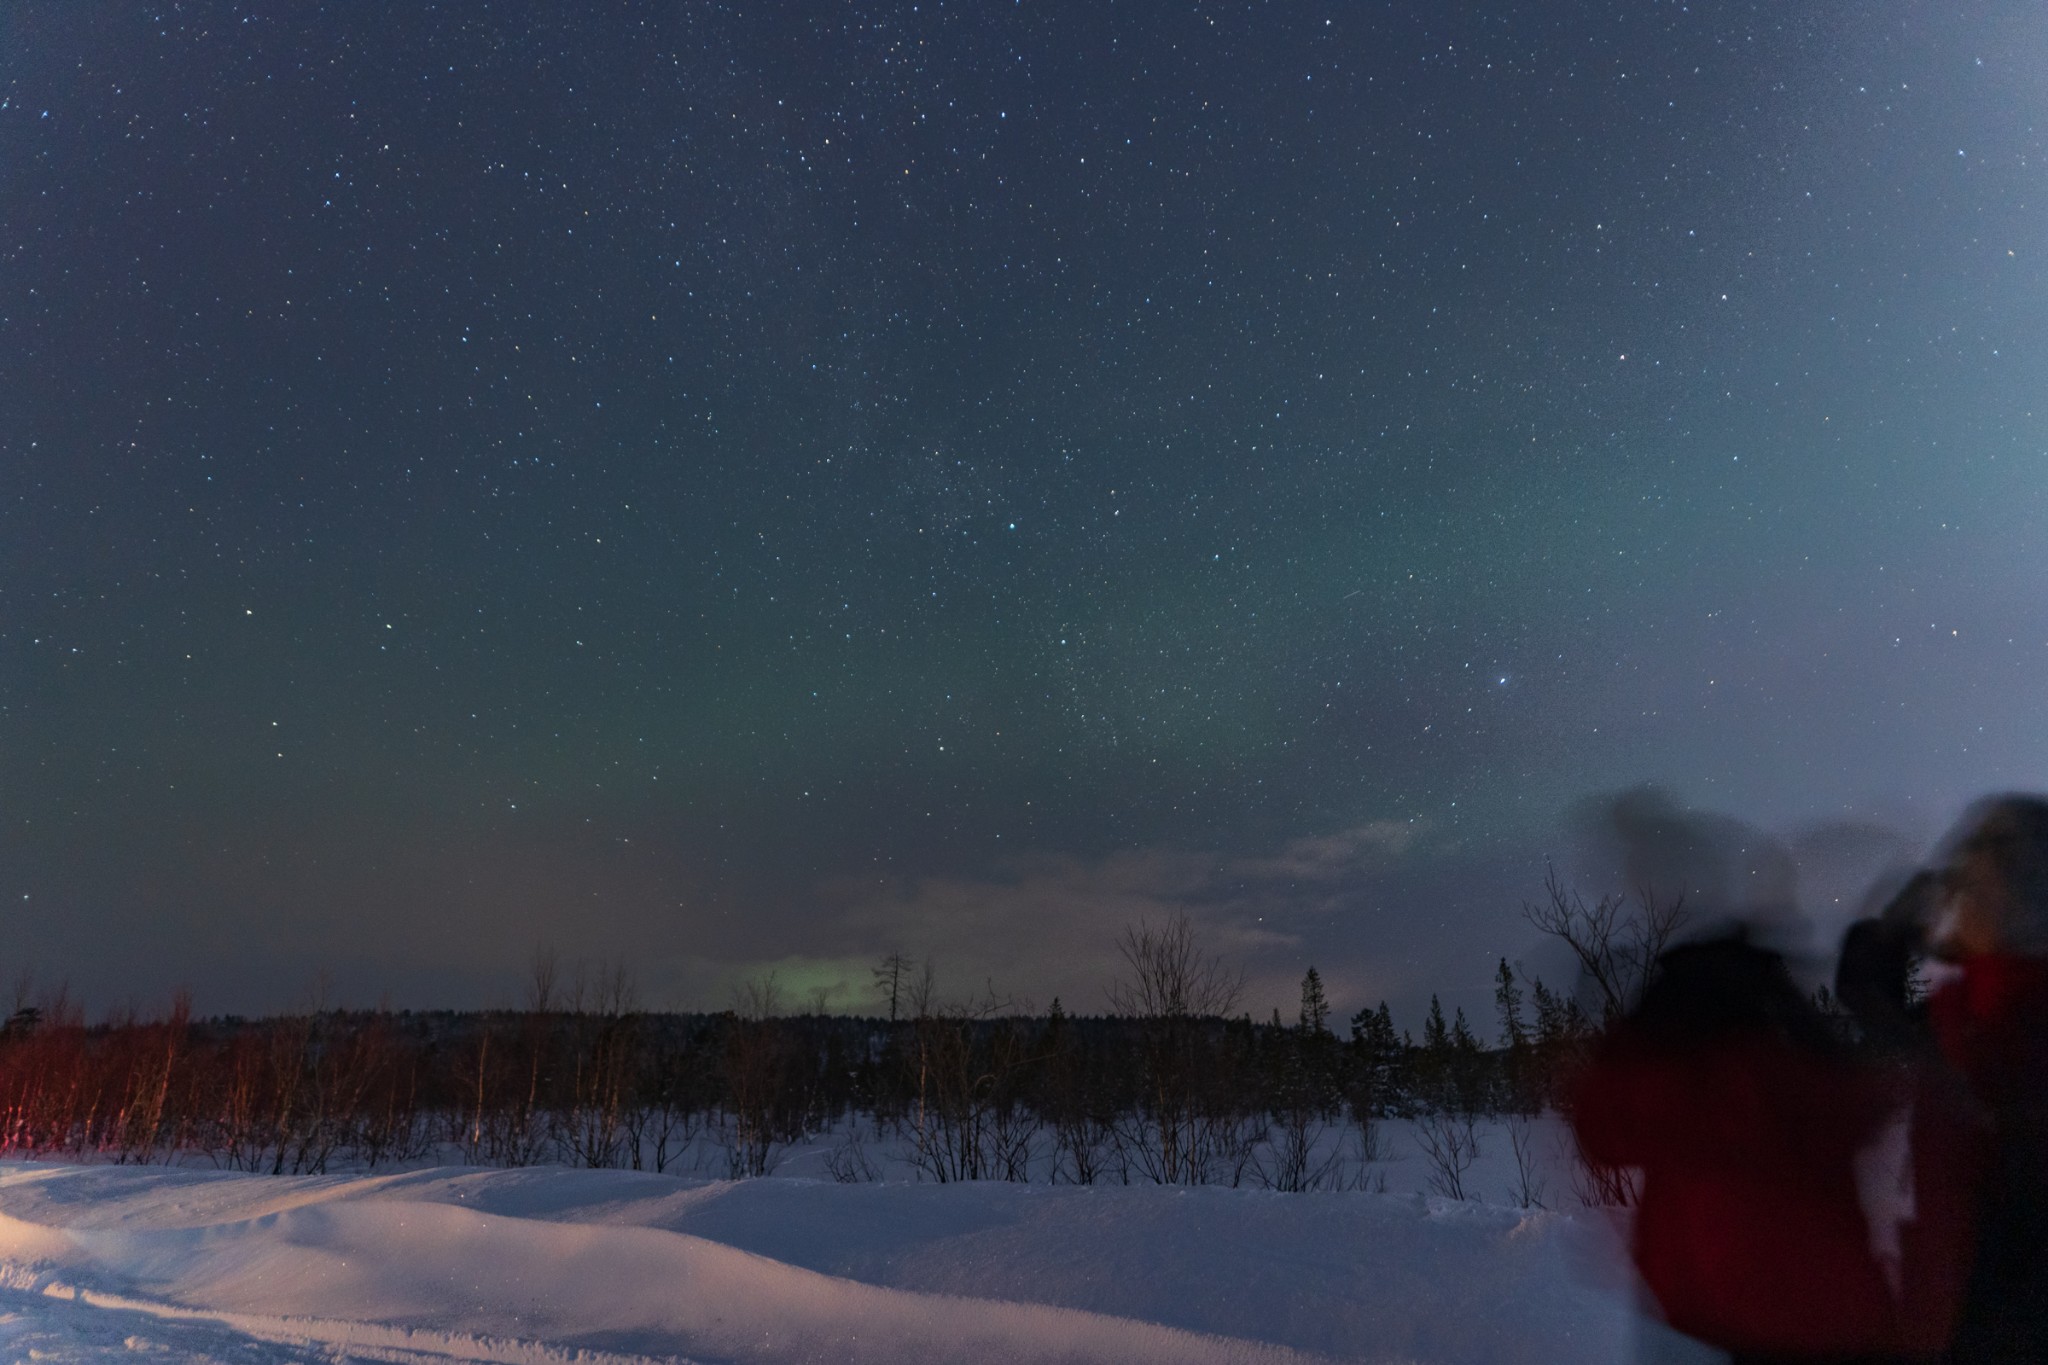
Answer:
[{"left": 0, "top": 1161, "right": 1652, "bottom": 1364}]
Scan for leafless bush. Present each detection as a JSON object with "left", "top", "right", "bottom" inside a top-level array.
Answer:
[
  {"left": 1559, "top": 1127, "right": 1640, "bottom": 1208},
  {"left": 1050, "top": 1115, "right": 1111, "bottom": 1185},
  {"left": 1039, "top": 1004, "right": 1111, "bottom": 1186},
  {"left": 1415, "top": 1111, "right": 1481, "bottom": 1200},
  {"left": 623, "top": 1029, "right": 702, "bottom": 1174},
  {"left": 1344, "top": 1104, "right": 1391, "bottom": 1192},
  {"left": 560, "top": 963, "right": 639, "bottom": 1169},
  {"left": 902, "top": 975, "right": 1042, "bottom": 1184},
  {"left": 99, "top": 994, "right": 190, "bottom": 1165},
  {"left": 1108, "top": 913, "right": 1246, "bottom": 1185},
  {"left": 451, "top": 953, "right": 565, "bottom": 1168},
  {"left": 1223, "top": 1114, "right": 1266, "bottom": 1188},
  {"left": 1108, "top": 913, "right": 1245, "bottom": 1022},
  {"left": 1505, "top": 1115, "right": 1548, "bottom": 1209},
  {"left": 824, "top": 1123, "right": 880, "bottom": 1183},
  {"left": 1253, "top": 1105, "right": 1344, "bottom": 1193},
  {"left": 721, "top": 974, "right": 791, "bottom": 1178}
]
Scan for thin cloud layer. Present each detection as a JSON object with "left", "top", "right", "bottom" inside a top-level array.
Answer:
[{"left": 705, "top": 823, "right": 1440, "bottom": 1016}]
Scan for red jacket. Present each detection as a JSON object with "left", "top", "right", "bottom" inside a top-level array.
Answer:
[
  {"left": 1930, "top": 955, "right": 2048, "bottom": 1128},
  {"left": 1572, "top": 1029, "right": 1917, "bottom": 1355}
]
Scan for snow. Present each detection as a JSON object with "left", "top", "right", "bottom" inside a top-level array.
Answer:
[{"left": 0, "top": 1158, "right": 1679, "bottom": 1365}]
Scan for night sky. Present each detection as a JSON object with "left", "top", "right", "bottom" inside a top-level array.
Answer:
[{"left": 5, "top": 1, "right": 2045, "bottom": 1025}]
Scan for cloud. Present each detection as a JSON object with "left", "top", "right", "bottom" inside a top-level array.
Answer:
[
  {"left": 680, "top": 822, "right": 1439, "bottom": 1017},
  {"left": 40, "top": 788, "right": 1460, "bottom": 1024},
  {"left": 823, "top": 847, "right": 1238, "bottom": 1013},
  {"left": 1227, "top": 820, "right": 1422, "bottom": 885}
]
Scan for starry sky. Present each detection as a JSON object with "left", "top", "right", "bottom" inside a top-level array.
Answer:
[{"left": 4, "top": 0, "right": 2046, "bottom": 1024}]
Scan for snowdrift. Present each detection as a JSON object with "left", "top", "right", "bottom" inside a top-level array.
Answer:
[{"left": 0, "top": 1161, "right": 1649, "bottom": 1364}]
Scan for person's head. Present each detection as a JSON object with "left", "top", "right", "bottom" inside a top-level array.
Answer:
[{"left": 1929, "top": 795, "right": 2048, "bottom": 959}]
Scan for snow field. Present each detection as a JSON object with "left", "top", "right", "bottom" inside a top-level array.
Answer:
[{"left": 0, "top": 1155, "right": 1654, "bottom": 1365}]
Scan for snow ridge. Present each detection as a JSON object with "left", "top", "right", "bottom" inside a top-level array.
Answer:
[{"left": 0, "top": 1161, "right": 1633, "bottom": 1365}]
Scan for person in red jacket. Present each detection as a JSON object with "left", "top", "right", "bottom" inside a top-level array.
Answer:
[
  {"left": 1571, "top": 931, "right": 1913, "bottom": 1363},
  {"left": 1920, "top": 795, "right": 2048, "bottom": 1363}
]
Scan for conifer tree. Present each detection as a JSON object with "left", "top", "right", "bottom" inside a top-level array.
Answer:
[
  {"left": 1530, "top": 977, "right": 1567, "bottom": 1046},
  {"left": 1494, "top": 959, "right": 1536, "bottom": 1114},
  {"left": 1297, "top": 967, "right": 1331, "bottom": 1035},
  {"left": 1290, "top": 967, "right": 1337, "bottom": 1113},
  {"left": 1448, "top": 1004, "right": 1485, "bottom": 1113},
  {"left": 1416, "top": 996, "right": 1453, "bottom": 1111},
  {"left": 1422, "top": 995, "right": 1450, "bottom": 1052},
  {"left": 1348, "top": 1001, "right": 1404, "bottom": 1116},
  {"left": 1450, "top": 1006, "right": 1478, "bottom": 1054},
  {"left": 1348, "top": 1001, "right": 1399, "bottom": 1061},
  {"left": 1494, "top": 958, "right": 1528, "bottom": 1049},
  {"left": 1526, "top": 975, "right": 1592, "bottom": 1110}
]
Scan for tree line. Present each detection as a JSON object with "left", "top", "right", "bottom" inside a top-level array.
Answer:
[{"left": 0, "top": 882, "right": 1682, "bottom": 1194}]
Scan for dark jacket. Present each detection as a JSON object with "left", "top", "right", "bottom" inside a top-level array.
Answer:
[
  {"left": 1932, "top": 955, "right": 2048, "bottom": 1363},
  {"left": 1570, "top": 938, "right": 1920, "bottom": 1358}
]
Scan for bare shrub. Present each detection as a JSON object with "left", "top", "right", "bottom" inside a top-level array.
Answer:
[
  {"left": 1040, "top": 1004, "right": 1111, "bottom": 1186},
  {"left": 1559, "top": 1127, "right": 1640, "bottom": 1208},
  {"left": 1253, "top": 1104, "right": 1344, "bottom": 1193},
  {"left": 902, "top": 973, "right": 1041, "bottom": 1184},
  {"left": 1108, "top": 913, "right": 1245, "bottom": 1022},
  {"left": 721, "top": 974, "right": 791, "bottom": 1178},
  {"left": 561, "top": 963, "right": 639, "bottom": 1169},
  {"left": 1344, "top": 1103, "right": 1391, "bottom": 1192},
  {"left": 624, "top": 1027, "right": 702, "bottom": 1174},
  {"left": 93, "top": 995, "right": 181, "bottom": 1163},
  {"left": 1415, "top": 1110, "right": 1481, "bottom": 1200},
  {"left": 1505, "top": 1114, "right": 1548, "bottom": 1209},
  {"left": 824, "top": 1122, "right": 880, "bottom": 1183},
  {"left": 1108, "top": 913, "right": 1245, "bottom": 1185}
]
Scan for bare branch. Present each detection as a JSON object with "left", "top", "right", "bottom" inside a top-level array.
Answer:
[
  {"left": 1522, "top": 865, "right": 1686, "bottom": 1026},
  {"left": 1107, "top": 912, "right": 1244, "bottom": 1020}
]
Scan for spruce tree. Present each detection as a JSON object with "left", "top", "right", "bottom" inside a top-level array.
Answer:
[
  {"left": 1494, "top": 959, "right": 1535, "bottom": 1114},
  {"left": 1417, "top": 996, "right": 1452, "bottom": 1110},
  {"left": 1298, "top": 967, "right": 1331, "bottom": 1035},
  {"left": 1422, "top": 995, "right": 1450, "bottom": 1052},
  {"left": 1348, "top": 1001, "right": 1404, "bottom": 1116},
  {"left": 1494, "top": 959, "right": 1528, "bottom": 1049},
  {"left": 1451, "top": 1007, "right": 1478, "bottom": 1051},
  {"left": 1531, "top": 977, "right": 1566, "bottom": 1046},
  {"left": 1449, "top": 1005, "right": 1484, "bottom": 1113}
]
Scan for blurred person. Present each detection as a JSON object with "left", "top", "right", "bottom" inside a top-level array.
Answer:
[
  {"left": 1834, "top": 872, "right": 1982, "bottom": 1360},
  {"left": 1916, "top": 796, "right": 2048, "bottom": 1362},
  {"left": 1572, "top": 928, "right": 1929, "bottom": 1364}
]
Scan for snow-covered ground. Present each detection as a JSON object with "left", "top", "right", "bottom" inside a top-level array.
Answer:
[{"left": 0, "top": 1156, "right": 1708, "bottom": 1365}]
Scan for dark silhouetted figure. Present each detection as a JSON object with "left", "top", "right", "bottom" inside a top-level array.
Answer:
[
  {"left": 1835, "top": 872, "right": 1984, "bottom": 1362},
  {"left": 1916, "top": 796, "right": 2048, "bottom": 1364},
  {"left": 1572, "top": 930, "right": 1929, "bottom": 1364}
]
